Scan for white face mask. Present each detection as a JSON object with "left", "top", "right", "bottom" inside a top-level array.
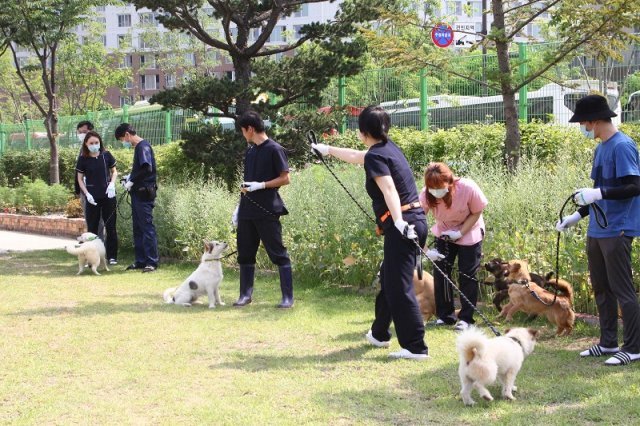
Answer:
[
  {"left": 428, "top": 187, "right": 449, "bottom": 198},
  {"left": 77, "top": 133, "right": 87, "bottom": 143},
  {"left": 580, "top": 124, "right": 595, "bottom": 139}
]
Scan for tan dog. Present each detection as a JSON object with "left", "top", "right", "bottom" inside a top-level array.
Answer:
[
  {"left": 413, "top": 270, "right": 435, "bottom": 322},
  {"left": 498, "top": 261, "right": 575, "bottom": 336},
  {"left": 65, "top": 232, "right": 109, "bottom": 275},
  {"left": 457, "top": 326, "right": 539, "bottom": 406}
]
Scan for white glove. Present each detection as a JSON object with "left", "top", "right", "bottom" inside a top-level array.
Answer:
[
  {"left": 441, "top": 230, "right": 463, "bottom": 241},
  {"left": 123, "top": 174, "right": 130, "bottom": 181},
  {"left": 425, "top": 248, "right": 445, "bottom": 262},
  {"left": 231, "top": 205, "right": 239, "bottom": 228},
  {"left": 85, "top": 193, "right": 97, "bottom": 206},
  {"left": 106, "top": 182, "right": 116, "bottom": 199},
  {"left": 124, "top": 180, "right": 134, "bottom": 191},
  {"left": 311, "top": 143, "right": 330, "bottom": 157},
  {"left": 555, "top": 211, "right": 582, "bottom": 232},
  {"left": 574, "top": 188, "right": 602, "bottom": 206},
  {"left": 242, "top": 181, "right": 265, "bottom": 192},
  {"left": 394, "top": 219, "right": 417, "bottom": 239}
]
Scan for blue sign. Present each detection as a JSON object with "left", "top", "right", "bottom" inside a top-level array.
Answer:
[{"left": 431, "top": 23, "right": 454, "bottom": 48}]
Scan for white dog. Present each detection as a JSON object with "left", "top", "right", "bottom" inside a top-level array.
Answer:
[
  {"left": 163, "top": 240, "right": 228, "bottom": 308},
  {"left": 456, "top": 326, "right": 539, "bottom": 406},
  {"left": 65, "top": 232, "right": 109, "bottom": 275}
]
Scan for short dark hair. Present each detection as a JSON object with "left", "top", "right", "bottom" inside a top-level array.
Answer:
[
  {"left": 358, "top": 106, "right": 390, "bottom": 143},
  {"left": 238, "top": 110, "right": 265, "bottom": 133},
  {"left": 77, "top": 120, "right": 94, "bottom": 131},
  {"left": 80, "top": 131, "right": 105, "bottom": 157},
  {"left": 114, "top": 123, "right": 136, "bottom": 139}
]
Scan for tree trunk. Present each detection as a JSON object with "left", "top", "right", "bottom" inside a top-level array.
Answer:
[
  {"left": 492, "top": 0, "right": 521, "bottom": 172},
  {"left": 233, "top": 55, "right": 252, "bottom": 117},
  {"left": 45, "top": 113, "right": 60, "bottom": 184}
]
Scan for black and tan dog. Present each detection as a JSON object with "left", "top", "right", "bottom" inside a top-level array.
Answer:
[{"left": 483, "top": 258, "right": 545, "bottom": 312}]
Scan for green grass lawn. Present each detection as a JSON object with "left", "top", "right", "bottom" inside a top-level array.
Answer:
[{"left": 1, "top": 249, "right": 639, "bottom": 425}]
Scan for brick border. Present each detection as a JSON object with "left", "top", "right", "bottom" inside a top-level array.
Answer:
[{"left": 0, "top": 213, "right": 86, "bottom": 238}]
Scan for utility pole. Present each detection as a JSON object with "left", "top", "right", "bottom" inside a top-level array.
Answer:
[{"left": 482, "top": 0, "right": 488, "bottom": 96}]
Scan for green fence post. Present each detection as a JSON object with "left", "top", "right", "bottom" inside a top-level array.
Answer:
[
  {"left": 165, "top": 110, "right": 172, "bottom": 144},
  {"left": 338, "top": 76, "right": 347, "bottom": 133},
  {"left": 420, "top": 68, "right": 429, "bottom": 132},
  {"left": 25, "top": 119, "right": 32, "bottom": 150},
  {"left": 123, "top": 104, "right": 129, "bottom": 124},
  {"left": 0, "top": 125, "right": 5, "bottom": 157},
  {"left": 518, "top": 42, "right": 528, "bottom": 122}
]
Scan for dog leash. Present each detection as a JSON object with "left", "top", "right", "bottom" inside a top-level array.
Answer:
[
  {"left": 308, "top": 130, "right": 377, "bottom": 225},
  {"left": 414, "top": 238, "right": 501, "bottom": 337},
  {"left": 203, "top": 250, "right": 237, "bottom": 261}
]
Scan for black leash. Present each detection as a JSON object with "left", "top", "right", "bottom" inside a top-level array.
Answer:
[
  {"left": 414, "top": 239, "right": 501, "bottom": 337},
  {"left": 538, "top": 191, "right": 608, "bottom": 307},
  {"left": 308, "top": 130, "right": 376, "bottom": 224}
]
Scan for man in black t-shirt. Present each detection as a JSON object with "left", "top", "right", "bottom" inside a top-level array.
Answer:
[
  {"left": 115, "top": 123, "right": 159, "bottom": 273},
  {"left": 232, "top": 110, "right": 293, "bottom": 308}
]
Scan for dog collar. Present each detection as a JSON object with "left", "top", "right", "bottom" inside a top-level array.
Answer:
[{"left": 509, "top": 336, "right": 525, "bottom": 352}]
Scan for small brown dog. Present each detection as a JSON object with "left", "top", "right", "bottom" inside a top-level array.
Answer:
[
  {"left": 498, "top": 260, "right": 575, "bottom": 336},
  {"left": 484, "top": 258, "right": 545, "bottom": 311},
  {"left": 413, "top": 269, "right": 435, "bottom": 322}
]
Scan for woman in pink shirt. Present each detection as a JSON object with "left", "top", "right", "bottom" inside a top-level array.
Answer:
[{"left": 419, "top": 162, "right": 488, "bottom": 331}]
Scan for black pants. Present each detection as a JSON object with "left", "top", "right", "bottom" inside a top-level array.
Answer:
[
  {"left": 433, "top": 238, "right": 482, "bottom": 324},
  {"left": 131, "top": 193, "right": 158, "bottom": 268},
  {"left": 236, "top": 217, "right": 291, "bottom": 267},
  {"left": 85, "top": 196, "right": 118, "bottom": 260},
  {"left": 588, "top": 236, "right": 640, "bottom": 353},
  {"left": 370, "top": 219, "right": 428, "bottom": 355}
]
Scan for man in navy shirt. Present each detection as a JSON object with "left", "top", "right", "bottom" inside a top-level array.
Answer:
[
  {"left": 115, "top": 123, "right": 159, "bottom": 273},
  {"left": 557, "top": 95, "right": 640, "bottom": 366},
  {"left": 232, "top": 110, "right": 293, "bottom": 308}
]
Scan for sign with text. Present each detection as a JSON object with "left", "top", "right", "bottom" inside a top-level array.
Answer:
[
  {"left": 454, "top": 22, "right": 480, "bottom": 46},
  {"left": 431, "top": 23, "right": 454, "bottom": 48}
]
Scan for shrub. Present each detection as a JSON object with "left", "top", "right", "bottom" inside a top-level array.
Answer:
[{"left": 11, "top": 178, "right": 72, "bottom": 215}]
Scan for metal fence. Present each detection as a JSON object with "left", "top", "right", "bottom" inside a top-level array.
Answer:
[{"left": 1, "top": 41, "right": 639, "bottom": 157}]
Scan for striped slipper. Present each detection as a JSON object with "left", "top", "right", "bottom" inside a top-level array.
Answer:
[
  {"left": 579, "top": 345, "right": 619, "bottom": 357},
  {"left": 604, "top": 351, "right": 640, "bottom": 366}
]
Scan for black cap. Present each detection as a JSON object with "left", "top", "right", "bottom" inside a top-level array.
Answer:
[{"left": 569, "top": 94, "right": 617, "bottom": 122}]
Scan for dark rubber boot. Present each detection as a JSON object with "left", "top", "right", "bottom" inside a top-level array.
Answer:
[
  {"left": 277, "top": 265, "right": 294, "bottom": 309},
  {"left": 233, "top": 264, "right": 255, "bottom": 307}
]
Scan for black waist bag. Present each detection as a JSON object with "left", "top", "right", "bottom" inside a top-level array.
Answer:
[{"left": 137, "top": 184, "right": 157, "bottom": 201}]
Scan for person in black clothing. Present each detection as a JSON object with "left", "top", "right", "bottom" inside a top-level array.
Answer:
[
  {"left": 75, "top": 131, "right": 119, "bottom": 264},
  {"left": 232, "top": 110, "right": 293, "bottom": 309},
  {"left": 115, "top": 123, "right": 159, "bottom": 273},
  {"left": 311, "top": 106, "right": 429, "bottom": 360},
  {"left": 75, "top": 121, "right": 105, "bottom": 239}
]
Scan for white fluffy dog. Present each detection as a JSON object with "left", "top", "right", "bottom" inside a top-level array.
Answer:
[
  {"left": 163, "top": 240, "right": 228, "bottom": 308},
  {"left": 456, "top": 326, "right": 539, "bottom": 406},
  {"left": 65, "top": 232, "right": 109, "bottom": 275}
]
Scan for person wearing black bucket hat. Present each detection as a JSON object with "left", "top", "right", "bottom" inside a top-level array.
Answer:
[{"left": 557, "top": 94, "right": 640, "bottom": 366}]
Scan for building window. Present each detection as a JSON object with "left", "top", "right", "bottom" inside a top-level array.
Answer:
[
  {"left": 118, "top": 14, "right": 131, "bottom": 28},
  {"left": 293, "top": 25, "right": 304, "bottom": 39},
  {"left": 140, "top": 54, "right": 156, "bottom": 68},
  {"left": 120, "top": 55, "right": 132, "bottom": 68},
  {"left": 100, "top": 35, "right": 107, "bottom": 46},
  {"left": 269, "top": 26, "right": 286, "bottom": 43},
  {"left": 165, "top": 74, "right": 176, "bottom": 88},
  {"left": 119, "top": 96, "right": 132, "bottom": 107},
  {"left": 124, "top": 79, "right": 133, "bottom": 89},
  {"left": 184, "top": 53, "right": 196, "bottom": 66},
  {"left": 140, "top": 74, "right": 158, "bottom": 90},
  {"left": 95, "top": 5, "right": 105, "bottom": 12},
  {"left": 96, "top": 17, "right": 106, "bottom": 25},
  {"left": 293, "top": 4, "right": 309, "bottom": 17},
  {"left": 140, "top": 12, "right": 158, "bottom": 26},
  {"left": 118, "top": 34, "right": 131, "bottom": 49}
]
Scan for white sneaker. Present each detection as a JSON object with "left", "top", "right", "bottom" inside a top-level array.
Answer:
[
  {"left": 454, "top": 320, "right": 469, "bottom": 331},
  {"left": 388, "top": 348, "right": 429, "bottom": 360},
  {"left": 365, "top": 330, "right": 390, "bottom": 348}
]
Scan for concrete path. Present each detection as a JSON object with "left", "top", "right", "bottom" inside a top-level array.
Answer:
[{"left": 0, "top": 230, "right": 76, "bottom": 253}]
